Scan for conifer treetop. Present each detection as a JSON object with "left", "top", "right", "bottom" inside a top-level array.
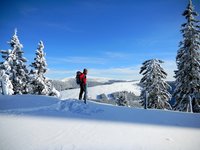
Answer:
[
  {"left": 183, "top": 0, "right": 198, "bottom": 21},
  {"left": 9, "top": 28, "right": 23, "bottom": 49},
  {"left": 39, "top": 40, "right": 44, "bottom": 49}
]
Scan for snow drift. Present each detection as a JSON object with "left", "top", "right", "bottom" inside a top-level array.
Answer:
[{"left": 0, "top": 95, "right": 200, "bottom": 150}]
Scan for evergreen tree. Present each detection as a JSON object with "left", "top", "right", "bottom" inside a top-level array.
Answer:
[
  {"left": 116, "top": 91, "right": 129, "bottom": 107},
  {"left": 174, "top": 0, "right": 200, "bottom": 112},
  {"left": 0, "top": 50, "right": 13, "bottom": 75},
  {"left": 0, "top": 60, "right": 14, "bottom": 95},
  {"left": 0, "top": 29, "right": 29, "bottom": 94},
  {"left": 0, "top": 69, "right": 14, "bottom": 95},
  {"left": 29, "top": 41, "right": 47, "bottom": 95},
  {"left": 139, "top": 59, "right": 172, "bottom": 110},
  {"left": 30, "top": 41, "right": 60, "bottom": 97}
]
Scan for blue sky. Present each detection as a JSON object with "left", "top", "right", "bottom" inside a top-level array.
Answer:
[{"left": 0, "top": 0, "right": 200, "bottom": 80}]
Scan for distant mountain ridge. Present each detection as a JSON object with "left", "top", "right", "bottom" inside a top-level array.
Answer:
[{"left": 51, "top": 77, "right": 134, "bottom": 91}]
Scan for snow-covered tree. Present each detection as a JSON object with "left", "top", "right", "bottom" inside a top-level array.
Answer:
[
  {"left": 46, "top": 80, "right": 60, "bottom": 97},
  {"left": 0, "top": 70, "right": 14, "bottom": 95},
  {"left": 29, "top": 41, "right": 60, "bottom": 97},
  {"left": 29, "top": 41, "right": 47, "bottom": 95},
  {"left": 0, "top": 51, "right": 12, "bottom": 74},
  {"left": 0, "top": 29, "right": 29, "bottom": 94},
  {"left": 139, "top": 59, "right": 172, "bottom": 110},
  {"left": 0, "top": 57, "right": 13, "bottom": 95},
  {"left": 116, "top": 91, "right": 129, "bottom": 107},
  {"left": 174, "top": 0, "right": 200, "bottom": 112},
  {"left": 0, "top": 48, "right": 15, "bottom": 80}
]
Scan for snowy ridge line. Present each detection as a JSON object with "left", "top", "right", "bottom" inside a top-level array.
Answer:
[{"left": 0, "top": 99, "right": 104, "bottom": 116}]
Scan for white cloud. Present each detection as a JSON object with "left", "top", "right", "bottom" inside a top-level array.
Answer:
[
  {"left": 46, "top": 69, "right": 75, "bottom": 79},
  {"left": 88, "top": 67, "right": 142, "bottom": 80},
  {"left": 47, "top": 56, "right": 107, "bottom": 65},
  {"left": 46, "top": 57, "right": 177, "bottom": 81},
  {"left": 46, "top": 66, "right": 142, "bottom": 80},
  {"left": 47, "top": 70, "right": 74, "bottom": 75}
]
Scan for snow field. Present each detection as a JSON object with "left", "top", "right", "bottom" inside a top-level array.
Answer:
[
  {"left": 0, "top": 95, "right": 200, "bottom": 150},
  {"left": 60, "top": 81, "right": 141, "bottom": 100},
  {"left": 0, "top": 114, "right": 199, "bottom": 150}
]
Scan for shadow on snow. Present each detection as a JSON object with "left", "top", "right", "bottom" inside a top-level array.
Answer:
[{"left": 0, "top": 95, "right": 200, "bottom": 129}]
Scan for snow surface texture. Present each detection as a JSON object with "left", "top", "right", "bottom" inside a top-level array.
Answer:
[
  {"left": 0, "top": 95, "right": 200, "bottom": 150},
  {"left": 60, "top": 81, "right": 141, "bottom": 100}
]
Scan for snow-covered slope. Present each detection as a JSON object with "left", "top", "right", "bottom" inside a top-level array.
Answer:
[
  {"left": 60, "top": 81, "right": 141, "bottom": 100},
  {"left": 0, "top": 95, "right": 200, "bottom": 150},
  {"left": 52, "top": 77, "right": 128, "bottom": 92}
]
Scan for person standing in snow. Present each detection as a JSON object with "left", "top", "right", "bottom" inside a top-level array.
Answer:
[{"left": 79, "top": 68, "right": 88, "bottom": 104}]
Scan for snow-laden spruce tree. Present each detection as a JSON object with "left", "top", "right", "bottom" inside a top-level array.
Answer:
[
  {"left": 0, "top": 46, "right": 14, "bottom": 95},
  {"left": 139, "top": 59, "right": 172, "bottom": 110},
  {"left": 0, "top": 50, "right": 12, "bottom": 76},
  {"left": 116, "top": 91, "right": 129, "bottom": 107},
  {"left": 29, "top": 41, "right": 47, "bottom": 95},
  {"left": 0, "top": 69, "right": 14, "bottom": 95},
  {"left": 0, "top": 63, "right": 14, "bottom": 95},
  {"left": 29, "top": 41, "right": 60, "bottom": 97},
  {"left": 174, "top": 0, "right": 200, "bottom": 112},
  {"left": 0, "top": 29, "right": 29, "bottom": 94}
]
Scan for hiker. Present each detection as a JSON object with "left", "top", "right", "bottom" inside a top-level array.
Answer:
[{"left": 78, "top": 68, "right": 88, "bottom": 104}]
